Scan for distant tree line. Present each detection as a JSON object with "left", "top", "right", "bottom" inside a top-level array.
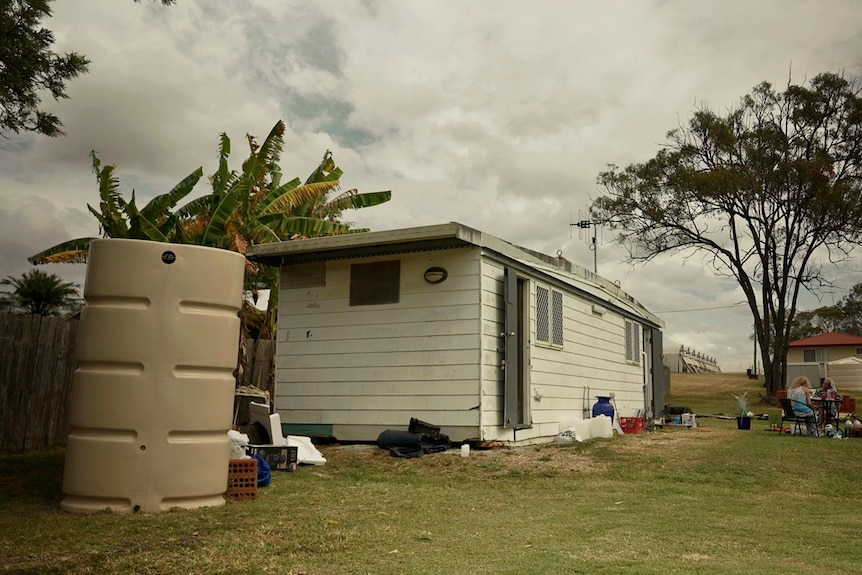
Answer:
[
  {"left": 592, "top": 72, "right": 862, "bottom": 398},
  {"left": 789, "top": 283, "right": 862, "bottom": 341}
]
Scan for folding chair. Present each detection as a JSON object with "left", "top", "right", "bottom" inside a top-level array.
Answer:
[{"left": 779, "top": 397, "right": 820, "bottom": 436}]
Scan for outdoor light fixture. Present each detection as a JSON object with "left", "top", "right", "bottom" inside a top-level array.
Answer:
[{"left": 423, "top": 266, "right": 448, "bottom": 284}]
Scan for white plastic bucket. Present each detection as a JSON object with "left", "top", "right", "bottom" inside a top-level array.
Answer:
[
  {"left": 590, "top": 415, "right": 613, "bottom": 438},
  {"left": 574, "top": 419, "right": 593, "bottom": 441}
]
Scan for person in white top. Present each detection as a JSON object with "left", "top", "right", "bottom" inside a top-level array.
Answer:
[{"left": 787, "top": 376, "right": 819, "bottom": 436}]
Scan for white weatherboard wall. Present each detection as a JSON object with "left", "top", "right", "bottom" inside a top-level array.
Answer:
[
  {"left": 275, "top": 245, "right": 653, "bottom": 444},
  {"left": 275, "top": 247, "right": 483, "bottom": 441},
  {"left": 478, "top": 258, "right": 647, "bottom": 444}
]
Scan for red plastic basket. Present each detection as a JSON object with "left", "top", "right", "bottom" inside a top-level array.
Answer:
[
  {"left": 620, "top": 417, "right": 645, "bottom": 434},
  {"left": 227, "top": 458, "right": 258, "bottom": 500}
]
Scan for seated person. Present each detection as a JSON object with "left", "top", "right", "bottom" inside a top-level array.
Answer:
[
  {"left": 819, "top": 377, "right": 840, "bottom": 421},
  {"left": 787, "top": 376, "right": 819, "bottom": 436}
]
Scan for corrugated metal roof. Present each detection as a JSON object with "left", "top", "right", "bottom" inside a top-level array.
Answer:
[{"left": 246, "top": 221, "right": 663, "bottom": 328}]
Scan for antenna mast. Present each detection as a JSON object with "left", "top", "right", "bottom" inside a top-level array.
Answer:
[{"left": 570, "top": 210, "right": 601, "bottom": 274}]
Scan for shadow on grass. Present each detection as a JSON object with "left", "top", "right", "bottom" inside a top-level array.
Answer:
[{"left": 0, "top": 449, "right": 65, "bottom": 510}]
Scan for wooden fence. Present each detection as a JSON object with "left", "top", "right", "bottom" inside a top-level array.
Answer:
[
  {"left": 0, "top": 313, "right": 79, "bottom": 452},
  {"left": 0, "top": 312, "right": 274, "bottom": 453}
]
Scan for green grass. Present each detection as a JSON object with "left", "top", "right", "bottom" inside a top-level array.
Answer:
[{"left": 2, "top": 373, "right": 861, "bottom": 575}]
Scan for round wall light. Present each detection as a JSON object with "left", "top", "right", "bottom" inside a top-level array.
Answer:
[{"left": 423, "top": 266, "right": 448, "bottom": 284}]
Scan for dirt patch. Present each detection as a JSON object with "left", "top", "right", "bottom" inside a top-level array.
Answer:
[{"left": 315, "top": 427, "right": 731, "bottom": 477}]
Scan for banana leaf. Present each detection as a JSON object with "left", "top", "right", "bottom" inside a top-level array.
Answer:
[
  {"left": 141, "top": 167, "right": 203, "bottom": 220},
  {"left": 28, "top": 238, "right": 97, "bottom": 265},
  {"left": 255, "top": 215, "right": 352, "bottom": 237}
]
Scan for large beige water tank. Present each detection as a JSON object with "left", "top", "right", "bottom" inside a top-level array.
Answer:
[{"left": 62, "top": 239, "right": 245, "bottom": 513}]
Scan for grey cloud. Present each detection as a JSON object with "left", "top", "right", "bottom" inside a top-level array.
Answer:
[{"left": 2, "top": 0, "right": 861, "bottom": 369}]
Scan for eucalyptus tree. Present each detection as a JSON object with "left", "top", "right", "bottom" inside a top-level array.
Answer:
[
  {"left": 837, "top": 283, "right": 862, "bottom": 336},
  {"left": 593, "top": 72, "right": 862, "bottom": 398},
  {"left": 789, "top": 283, "right": 862, "bottom": 340},
  {"left": 0, "top": 0, "right": 89, "bottom": 136},
  {"left": 788, "top": 307, "right": 846, "bottom": 342},
  {"left": 1, "top": 0, "right": 174, "bottom": 137}
]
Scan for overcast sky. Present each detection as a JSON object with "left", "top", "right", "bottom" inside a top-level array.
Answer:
[{"left": 2, "top": 0, "right": 862, "bottom": 371}]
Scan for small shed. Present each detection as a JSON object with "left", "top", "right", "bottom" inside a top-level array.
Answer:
[
  {"left": 826, "top": 356, "right": 862, "bottom": 393},
  {"left": 248, "top": 222, "right": 665, "bottom": 445}
]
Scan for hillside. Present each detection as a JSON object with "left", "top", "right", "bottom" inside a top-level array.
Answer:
[{"left": 666, "top": 371, "right": 769, "bottom": 418}]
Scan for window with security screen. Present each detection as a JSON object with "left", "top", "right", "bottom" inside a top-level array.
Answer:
[
  {"left": 551, "top": 290, "right": 563, "bottom": 346},
  {"left": 536, "top": 285, "right": 563, "bottom": 348},
  {"left": 625, "top": 319, "right": 641, "bottom": 364}
]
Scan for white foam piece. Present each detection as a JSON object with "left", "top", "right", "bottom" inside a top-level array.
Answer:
[
  {"left": 287, "top": 435, "right": 327, "bottom": 466},
  {"left": 248, "top": 401, "right": 287, "bottom": 446}
]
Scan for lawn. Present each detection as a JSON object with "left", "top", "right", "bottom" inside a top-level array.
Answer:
[{"left": 1, "top": 373, "right": 861, "bottom": 575}]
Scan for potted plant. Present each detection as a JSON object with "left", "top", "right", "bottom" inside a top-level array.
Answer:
[{"left": 731, "top": 391, "right": 752, "bottom": 430}]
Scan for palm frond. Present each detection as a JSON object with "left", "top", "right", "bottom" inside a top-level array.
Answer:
[
  {"left": 320, "top": 190, "right": 392, "bottom": 213},
  {"left": 91, "top": 151, "right": 126, "bottom": 237},
  {"left": 141, "top": 167, "right": 204, "bottom": 220},
  {"left": 211, "top": 133, "right": 232, "bottom": 196},
  {"left": 241, "top": 121, "right": 285, "bottom": 183},
  {"left": 87, "top": 204, "right": 125, "bottom": 238},
  {"left": 259, "top": 180, "right": 340, "bottom": 215},
  {"left": 139, "top": 215, "right": 170, "bottom": 242},
  {"left": 179, "top": 214, "right": 209, "bottom": 240},
  {"left": 247, "top": 221, "right": 283, "bottom": 244},
  {"left": 200, "top": 184, "right": 247, "bottom": 246},
  {"left": 304, "top": 150, "right": 341, "bottom": 184},
  {"left": 175, "top": 194, "right": 216, "bottom": 220},
  {"left": 255, "top": 215, "right": 352, "bottom": 238},
  {"left": 28, "top": 238, "right": 96, "bottom": 265}
]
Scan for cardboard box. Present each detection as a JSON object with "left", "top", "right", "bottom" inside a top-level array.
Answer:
[{"left": 247, "top": 445, "right": 298, "bottom": 471}]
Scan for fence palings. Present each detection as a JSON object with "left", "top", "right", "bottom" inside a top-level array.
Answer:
[
  {"left": 1, "top": 313, "right": 272, "bottom": 452},
  {"left": 0, "top": 313, "right": 78, "bottom": 452}
]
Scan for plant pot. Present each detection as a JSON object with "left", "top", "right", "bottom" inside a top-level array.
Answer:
[
  {"left": 736, "top": 416, "right": 752, "bottom": 430},
  {"left": 592, "top": 396, "right": 615, "bottom": 421}
]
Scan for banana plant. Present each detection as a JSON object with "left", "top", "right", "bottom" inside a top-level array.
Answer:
[
  {"left": 181, "top": 120, "right": 390, "bottom": 337},
  {"left": 28, "top": 152, "right": 203, "bottom": 264},
  {"left": 28, "top": 120, "right": 392, "bottom": 341}
]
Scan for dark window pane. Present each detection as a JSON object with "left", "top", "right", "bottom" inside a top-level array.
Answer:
[{"left": 350, "top": 260, "right": 400, "bottom": 306}]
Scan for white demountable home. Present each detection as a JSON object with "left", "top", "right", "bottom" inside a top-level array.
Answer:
[{"left": 247, "top": 222, "right": 665, "bottom": 445}]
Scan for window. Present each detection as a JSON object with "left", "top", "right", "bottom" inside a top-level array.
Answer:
[
  {"left": 536, "top": 285, "right": 563, "bottom": 347},
  {"left": 349, "top": 260, "right": 400, "bottom": 306},
  {"left": 625, "top": 320, "right": 641, "bottom": 364},
  {"left": 803, "top": 349, "right": 828, "bottom": 363},
  {"left": 551, "top": 291, "right": 563, "bottom": 346}
]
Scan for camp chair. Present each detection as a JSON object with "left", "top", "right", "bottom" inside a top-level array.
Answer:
[{"left": 779, "top": 397, "right": 820, "bottom": 437}]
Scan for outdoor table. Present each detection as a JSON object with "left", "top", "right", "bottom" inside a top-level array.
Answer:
[{"left": 813, "top": 397, "right": 842, "bottom": 431}]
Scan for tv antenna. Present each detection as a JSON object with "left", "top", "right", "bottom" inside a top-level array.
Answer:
[{"left": 570, "top": 209, "right": 602, "bottom": 274}]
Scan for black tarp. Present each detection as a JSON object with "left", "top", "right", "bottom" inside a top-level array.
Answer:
[{"left": 377, "top": 429, "right": 451, "bottom": 458}]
